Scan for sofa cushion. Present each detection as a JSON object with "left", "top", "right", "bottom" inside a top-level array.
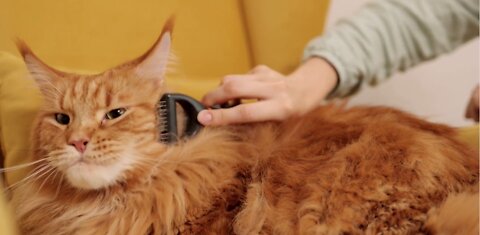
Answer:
[
  {"left": 0, "top": 181, "right": 18, "bottom": 235},
  {"left": 242, "top": 0, "right": 330, "bottom": 73},
  {"left": 0, "top": 52, "right": 39, "bottom": 185}
]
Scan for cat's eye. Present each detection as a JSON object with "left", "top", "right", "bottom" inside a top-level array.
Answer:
[
  {"left": 54, "top": 113, "right": 70, "bottom": 125},
  {"left": 105, "top": 108, "right": 126, "bottom": 120}
]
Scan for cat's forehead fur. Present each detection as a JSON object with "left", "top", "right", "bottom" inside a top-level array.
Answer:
[{"left": 46, "top": 70, "right": 161, "bottom": 112}]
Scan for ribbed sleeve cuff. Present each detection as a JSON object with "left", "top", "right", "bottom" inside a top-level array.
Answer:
[{"left": 303, "top": 41, "right": 359, "bottom": 99}]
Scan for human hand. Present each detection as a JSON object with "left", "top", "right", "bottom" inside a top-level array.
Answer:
[
  {"left": 197, "top": 58, "right": 338, "bottom": 126},
  {"left": 465, "top": 85, "right": 479, "bottom": 122}
]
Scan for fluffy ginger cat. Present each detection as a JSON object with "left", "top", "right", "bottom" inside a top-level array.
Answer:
[{"left": 9, "top": 19, "right": 479, "bottom": 235}]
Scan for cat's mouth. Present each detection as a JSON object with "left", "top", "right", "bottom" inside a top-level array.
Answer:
[
  {"left": 68, "top": 156, "right": 106, "bottom": 167},
  {"left": 60, "top": 152, "right": 134, "bottom": 190},
  {"left": 63, "top": 151, "right": 119, "bottom": 169},
  {"left": 66, "top": 158, "right": 98, "bottom": 169}
]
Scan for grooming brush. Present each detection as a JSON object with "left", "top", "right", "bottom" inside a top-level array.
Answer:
[{"left": 157, "top": 93, "right": 238, "bottom": 144}]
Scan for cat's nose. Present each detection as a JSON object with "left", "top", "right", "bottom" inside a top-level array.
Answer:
[{"left": 69, "top": 139, "right": 89, "bottom": 153}]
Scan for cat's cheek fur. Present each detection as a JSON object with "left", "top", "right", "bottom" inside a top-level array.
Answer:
[{"left": 63, "top": 153, "right": 135, "bottom": 190}]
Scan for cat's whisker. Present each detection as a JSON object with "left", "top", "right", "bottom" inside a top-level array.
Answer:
[
  {"left": 0, "top": 158, "right": 49, "bottom": 173},
  {"left": 0, "top": 154, "right": 67, "bottom": 173},
  {"left": 27, "top": 166, "right": 57, "bottom": 191},
  {"left": 47, "top": 150, "right": 68, "bottom": 157},
  {"left": 3, "top": 163, "right": 50, "bottom": 190},
  {"left": 46, "top": 150, "right": 72, "bottom": 160},
  {"left": 3, "top": 164, "right": 52, "bottom": 193},
  {"left": 53, "top": 173, "right": 65, "bottom": 200},
  {"left": 34, "top": 168, "right": 59, "bottom": 197}
]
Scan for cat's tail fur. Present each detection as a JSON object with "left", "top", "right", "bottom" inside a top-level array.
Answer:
[{"left": 424, "top": 186, "right": 479, "bottom": 235}]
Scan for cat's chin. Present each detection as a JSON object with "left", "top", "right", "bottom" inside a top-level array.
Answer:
[{"left": 64, "top": 158, "right": 133, "bottom": 190}]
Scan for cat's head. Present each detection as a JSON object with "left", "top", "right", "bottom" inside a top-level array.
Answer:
[{"left": 18, "top": 19, "right": 174, "bottom": 190}]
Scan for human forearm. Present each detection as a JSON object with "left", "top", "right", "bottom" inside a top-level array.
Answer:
[{"left": 290, "top": 57, "right": 338, "bottom": 101}]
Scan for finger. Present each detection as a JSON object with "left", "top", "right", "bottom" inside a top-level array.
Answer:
[
  {"left": 202, "top": 79, "right": 276, "bottom": 106},
  {"left": 467, "top": 106, "right": 480, "bottom": 122},
  {"left": 465, "top": 86, "right": 480, "bottom": 121},
  {"left": 468, "top": 103, "right": 479, "bottom": 122},
  {"left": 473, "top": 86, "right": 479, "bottom": 107},
  {"left": 465, "top": 100, "right": 479, "bottom": 122},
  {"left": 197, "top": 101, "right": 284, "bottom": 126},
  {"left": 222, "top": 74, "right": 276, "bottom": 83},
  {"left": 465, "top": 102, "right": 474, "bottom": 119},
  {"left": 250, "top": 65, "right": 271, "bottom": 74},
  {"left": 250, "top": 65, "right": 284, "bottom": 78}
]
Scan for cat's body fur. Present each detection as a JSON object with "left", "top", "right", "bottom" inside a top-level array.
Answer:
[{"left": 10, "top": 21, "right": 478, "bottom": 234}]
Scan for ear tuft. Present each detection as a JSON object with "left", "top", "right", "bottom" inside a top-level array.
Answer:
[
  {"left": 16, "top": 39, "right": 33, "bottom": 60},
  {"left": 132, "top": 17, "right": 175, "bottom": 83},
  {"left": 161, "top": 16, "right": 175, "bottom": 39},
  {"left": 16, "top": 39, "right": 65, "bottom": 97}
]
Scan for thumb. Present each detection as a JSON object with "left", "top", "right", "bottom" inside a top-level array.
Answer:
[
  {"left": 198, "top": 108, "right": 244, "bottom": 126},
  {"left": 197, "top": 109, "right": 225, "bottom": 126},
  {"left": 198, "top": 101, "right": 281, "bottom": 126}
]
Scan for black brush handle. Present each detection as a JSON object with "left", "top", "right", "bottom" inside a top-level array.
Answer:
[
  {"left": 159, "top": 93, "right": 240, "bottom": 143},
  {"left": 159, "top": 93, "right": 205, "bottom": 143}
]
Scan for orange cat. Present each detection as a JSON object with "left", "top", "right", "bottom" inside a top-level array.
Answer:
[{"left": 9, "top": 19, "right": 478, "bottom": 234}]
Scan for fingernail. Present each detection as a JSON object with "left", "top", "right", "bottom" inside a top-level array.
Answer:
[{"left": 198, "top": 111, "right": 213, "bottom": 124}]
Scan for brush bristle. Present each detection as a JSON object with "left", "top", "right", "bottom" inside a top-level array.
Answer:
[{"left": 156, "top": 100, "right": 169, "bottom": 142}]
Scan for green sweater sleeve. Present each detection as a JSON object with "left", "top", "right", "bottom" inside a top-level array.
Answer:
[{"left": 304, "top": 0, "right": 479, "bottom": 98}]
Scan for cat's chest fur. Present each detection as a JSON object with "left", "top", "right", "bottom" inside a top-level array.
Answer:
[{"left": 13, "top": 127, "right": 252, "bottom": 235}]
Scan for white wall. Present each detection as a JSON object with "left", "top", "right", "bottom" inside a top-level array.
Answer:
[{"left": 326, "top": 0, "right": 479, "bottom": 127}]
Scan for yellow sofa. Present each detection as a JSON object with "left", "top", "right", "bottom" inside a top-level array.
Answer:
[
  {"left": 0, "top": 0, "right": 330, "bottom": 233},
  {"left": 0, "top": 0, "right": 478, "bottom": 234}
]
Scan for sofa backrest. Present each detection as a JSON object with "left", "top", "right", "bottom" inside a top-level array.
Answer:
[
  {"left": 243, "top": 0, "right": 330, "bottom": 73},
  {"left": 0, "top": 0, "right": 330, "bottom": 97},
  {"left": 0, "top": 1, "right": 251, "bottom": 75}
]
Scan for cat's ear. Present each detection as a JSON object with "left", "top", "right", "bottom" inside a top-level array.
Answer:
[
  {"left": 16, "top": 40, "right": 65, "bottom": 96},
  {"left": 130, "top": 17, "right": 174, "bottom": 83}
]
